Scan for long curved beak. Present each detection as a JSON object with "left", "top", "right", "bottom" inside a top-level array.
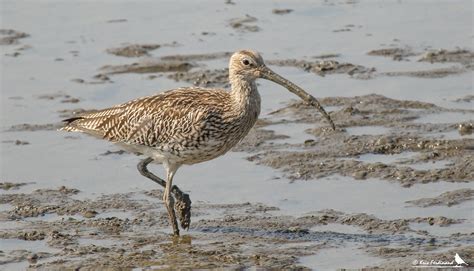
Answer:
[{"left": 259, "top": 66, "right": 336, "bottom": 130}]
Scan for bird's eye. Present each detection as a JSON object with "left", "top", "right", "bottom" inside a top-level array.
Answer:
[{"left": 242, "top": 59, "right": 250, "bottom": 66}]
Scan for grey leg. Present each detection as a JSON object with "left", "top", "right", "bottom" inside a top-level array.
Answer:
[
  {"left": 164, "top": 164, "right": 179, "bottom": 236},
  {"left": 137, "top": 157, "right": 192, "bottom": 230},
  {"left": 137, "top": 157, "right": 166, "bottom": 187}
]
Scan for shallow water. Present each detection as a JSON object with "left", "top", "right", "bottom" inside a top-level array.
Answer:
[
  {"left": 266, "top": 122, "right": 317, "bottom": 144},
  {"left": 0, "top": 239, "right": 59, "bottom": 254},
  {"left": 346, "top": 125, "right": 391, "bottom": 136},
  {"left": 414, "top": 112, "right": 474, "bottom": 124},
  {"left": 1, "top": 0, "right": 473, "bottom": 269},
  {"left": 299, "top": 244, "right": 385, "bottom": 270},
  {"left": 409, "top": 160, "right": 452, "bottom": 171}
]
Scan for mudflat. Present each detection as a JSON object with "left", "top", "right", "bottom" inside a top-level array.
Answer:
[{"left": 1, "top": 1, "right": 472, "bottom": 269}]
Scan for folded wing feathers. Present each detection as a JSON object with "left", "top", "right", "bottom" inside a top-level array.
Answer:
[{"left": 59, "top": 88, "right": 229, "bottom": 148}]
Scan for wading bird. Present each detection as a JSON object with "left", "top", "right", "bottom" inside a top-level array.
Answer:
[{"left": 61, "top": 50, "right": 335, "bottom": 236}]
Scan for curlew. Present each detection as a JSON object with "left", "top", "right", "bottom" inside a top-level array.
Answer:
[{"left": 61, "top": 50, "right": 335, "bottom": 236}]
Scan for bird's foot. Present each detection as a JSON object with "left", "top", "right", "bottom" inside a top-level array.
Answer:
[{"left": 173, "top": 191, "right": 192, "bottom": 230}]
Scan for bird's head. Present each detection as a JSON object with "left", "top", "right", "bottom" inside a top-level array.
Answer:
[
  {"left": 229, "top": 49, "right": 336, "bottom": 130},
  {"left": 229, "top": 49, "right": 308, "bottom": 86},
  {"left": 229, "top": 50, "right": 266, "bottom": 80}
]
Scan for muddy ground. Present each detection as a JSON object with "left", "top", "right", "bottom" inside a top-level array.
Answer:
[
  {"left": 1, "top": 80, "right": 473, "bottom": 269},
  {"left": 1, "top": 185, "right": 473, "bottom": 270},
  {"left": 1, "top": 1, "right": 474, "bottom": 269},
  {"left": 2, "top": 33, "right": 474, "bottom": 268}
]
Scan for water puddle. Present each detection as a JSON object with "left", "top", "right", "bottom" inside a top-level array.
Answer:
[
  {"left": 414, "top": 112, "right": 474, "bottom": 124},
  {"left": 0, "top": 203, "right": 13, "bottom": 212},
  {"left": 299, "top": 244, "right": 385, "bottom": 270},
  {"left": 0, "top": 220, "right": 27, "bottom": 231},
  {"left": 266, "top": 122, "right": 318, "bottom": 144},
  {"left": 409, "top": 160, "right": 452, "bottom": 171},
  {"left": 0, "top": 262, "right": 29, "bottom": 271},
  {"left": 346, "top": 125, "right": 391, "bottom": 136},
  {"left": 0, "top": 239, "right": 59, "bottom": 254},
  {"left": 324, "top": 105, "right": 344, "bottom": 113}
]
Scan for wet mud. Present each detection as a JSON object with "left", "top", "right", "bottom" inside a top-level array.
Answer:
[
  {"left": 228, "top": 15, "right": 260, "bottom": 32},
  {"left": 86, "top": 48, "right": 473, "bottom": 90},
  {"left": 148, "top": 57, "right": 376, "bottom": 89},
  {"left": 2, "top": 90, "right": 473, "bottom": 268},
  {"left": 272, "top": 9, "right": 293, "bottom": 15},
  {"left": 2, "top": 2, "right": 473, "bottom": 268},
  {"left": 160, "top": 52, "right": 232, "bottom": 62},
  {"left": 406, "top": 189, "right": 474, "bottom": 208},
  {"left": 367, "top": 48, "right": 474, "bottom": 77},
  {"left": 106, "top": 42, "right": 178, "bottom": 58},
  {"left": 458, "top": 123, "right": 473, "bottom": 135},
  {"left": 37, "top": 93, "right": 80, "bottom": 104},
  {"left": 99, "top": 59, "right": 194, "bottom": 75},
  {"left": 4, "top": 45, "right": 473, "bottom": 267},
  {"left": 269, "top": 49, "right": 473, "bottom": 79},
  {"left": 70, "top": 74, "right": 112, "bottom": 85},
  {"left": 454, "top": 95, "right": 474, "bottom": 103},
  {"left": 1, "top": 140, "right": 30, "bottom": 146},
  {"left": 266, "top": 59, "right": 375, "bottom": 78},
  {"left": 6, "top": 123, "right": 61, "bottom": 132},
  {"left": 0, "top": 29, "right": 29, "bottom": 45},
  {"left": 381, "top": 66, "right": 468, "bottom": 78},
  {"left": 419, "top": 49, "right": 474, "bottom": 66},
  {"left": 367, "top": 47, "right": 418, "bottom": 61},
  {"left": 1, "top": 185, "right": 471, "bottom": 269},
  {"left": 0, "top": 182, "right": 30, "bottom": 190},
  {"left": 167, "top": 68, "right": 230, "bottom": 88},
  {"left": 240, "top": 94, "right": 474, "bottom": 187},
  {"left": 106, "top": 44, "right": 162, "bottom": 58},
  {"left": 312, "top": 53, "right": 341, "bottom": 59},
  {"left": 106, "top": 19, "right": 127, "bottom": 23}
]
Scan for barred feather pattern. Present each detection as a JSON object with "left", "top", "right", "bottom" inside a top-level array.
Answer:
[{"left": 61, "top": 84, "right": 261, "bottom": 165}]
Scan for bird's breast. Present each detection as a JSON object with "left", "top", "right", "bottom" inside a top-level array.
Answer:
[{"left": 160, "top": 109, "right": 259, "bottom": 165}]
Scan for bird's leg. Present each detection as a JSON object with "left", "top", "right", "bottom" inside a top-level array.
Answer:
[
  {"left": 137, "top": 157, "right": 166, "bottom": 187},
  {"left": 137, "top": 158, "right": 192, "bottom": 230},
  {"left": 164, "top": 166, "right": 179, "bottom": 236}
]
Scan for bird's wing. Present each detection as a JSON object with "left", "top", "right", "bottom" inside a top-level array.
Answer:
[{"left": 61, "top": 87, "right": 229, "bottom": 147}]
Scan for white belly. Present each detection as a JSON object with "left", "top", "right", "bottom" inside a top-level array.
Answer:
[{"left": 117, "top": 139, "right": 232, "bottom": 166}]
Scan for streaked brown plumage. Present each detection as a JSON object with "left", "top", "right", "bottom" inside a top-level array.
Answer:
[{"left": 61, "top": 50, "right": 335, "bottom": 236}]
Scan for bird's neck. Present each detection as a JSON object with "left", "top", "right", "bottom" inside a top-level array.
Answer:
[{"left": 229, "top": 76, "right": 261, "bottom": 119}]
